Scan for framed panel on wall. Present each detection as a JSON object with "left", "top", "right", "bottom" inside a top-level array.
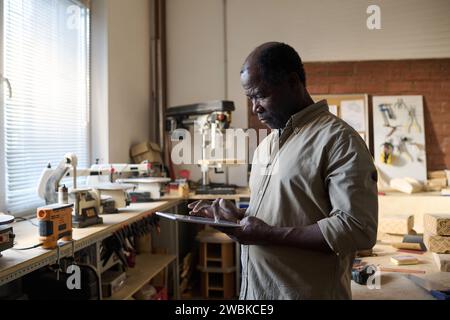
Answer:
[{"left": 372, "top": 95, "right": 427, "bottom": 184}]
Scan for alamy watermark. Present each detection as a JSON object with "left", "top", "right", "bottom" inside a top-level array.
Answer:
[
  {"left": 367, "top": 5, "right": 381, "bottom": 30},
  {"left": 170, "top": 128, "right": 280, "bottom": 175},
  {"left": 66, "top": 264, "right": 81, "bottom": 290},
  {"left": 67, "top": 5, "right": 81, "bottom": 30}
]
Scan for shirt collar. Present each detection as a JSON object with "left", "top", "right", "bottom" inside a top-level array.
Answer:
[
  {"left": 287, "top": 99, "right": 329, "bottom": 129},
  {"left": 276, "top": 100, "right": 329, "bottom": 146}
]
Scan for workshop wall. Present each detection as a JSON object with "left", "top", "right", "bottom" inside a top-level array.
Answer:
[
  {"left": 304, "top": 59, "right": 450, "bottom": 170},
  {"left": 91, "top": 0, "right": 153, "bottom": 164},
  {"left": 166, "top": 0, "right": 450, "bottom": 186}
]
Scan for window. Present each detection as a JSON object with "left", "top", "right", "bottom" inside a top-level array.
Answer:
[{"left": 0, "top": 0, "right": 90, "bottom": 215}]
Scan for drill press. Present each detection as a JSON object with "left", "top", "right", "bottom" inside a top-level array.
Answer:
[{"left": 166, "top": 100, "right": 239, "bottom": 195}]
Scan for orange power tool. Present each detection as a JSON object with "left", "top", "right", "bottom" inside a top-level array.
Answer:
[{"left": 37, "top": 203, "right": 73, "bottom": 249}]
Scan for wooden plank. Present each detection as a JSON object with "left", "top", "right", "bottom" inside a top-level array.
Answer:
[
  {"left": 378, "top": 192, "right": 450, "bottom": 233},
  {"left": 105, "top": 253, "right": 175, "bottom": 300}
]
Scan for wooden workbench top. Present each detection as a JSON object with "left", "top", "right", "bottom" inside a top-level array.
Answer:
[{"left": 352, "top": 243, "right": 450, "bottom": 300}]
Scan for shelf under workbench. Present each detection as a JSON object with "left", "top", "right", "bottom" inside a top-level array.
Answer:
[{"left": 105, "top": 253, "right": 176, "bottom": 300}]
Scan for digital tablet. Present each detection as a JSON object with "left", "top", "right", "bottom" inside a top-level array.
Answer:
[{"left": 156, "top": 212, "right": 241, "bottom": 228}]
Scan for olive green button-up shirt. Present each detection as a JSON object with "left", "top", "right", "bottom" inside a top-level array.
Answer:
[{"left": 240, "top": 100, "right": 378, "bottom": 300}]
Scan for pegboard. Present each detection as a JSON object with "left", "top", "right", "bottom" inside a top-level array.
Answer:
[{"left": 372, "top": 95, "right": 427, "bottom": 184}]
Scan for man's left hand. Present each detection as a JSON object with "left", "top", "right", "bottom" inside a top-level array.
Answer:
[{"left": 219, "top": 216, "right": 273, "bottom": 245}]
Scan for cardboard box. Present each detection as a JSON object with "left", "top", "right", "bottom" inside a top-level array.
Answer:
[
  {"left": 424, "top": 214, "right": 450, "bottom": 236},
  {"left": 130, "top": 142, "right": 162, "bottom": 164},
  {"left": 378, "top": 214, "right": 414, "bottom": 235},
  {"left": 432, "top": 253, "right": 450, "bottom": 272},
  {"left": 424, "top": 232, "right": 450, "bottom": 253}
]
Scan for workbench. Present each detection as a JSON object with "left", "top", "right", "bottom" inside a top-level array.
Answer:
[
  {"left": 0, "top": 200, "right": 182, "bottom": 299},
  {"left": 352, "top": 243, "right": 450, "bottom": 300},
  {"left": 362, "top": 191, "right": 450, "bottom": 299}
]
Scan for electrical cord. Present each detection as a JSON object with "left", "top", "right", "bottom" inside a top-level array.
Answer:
[
  {"left": 12, "top": 243, "right": 43, "bottom": 250},
  {"left": 27, "top": 219, "right": 39, "bottom": 227}
]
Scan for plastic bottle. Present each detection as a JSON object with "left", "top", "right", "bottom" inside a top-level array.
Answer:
[{"left": 58, "top": 185, "right": 68, "bottom": 204}]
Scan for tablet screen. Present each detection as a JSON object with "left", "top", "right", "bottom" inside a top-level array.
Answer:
[{"left": 156, "top": 212, "right": 240, "bottom": 227}]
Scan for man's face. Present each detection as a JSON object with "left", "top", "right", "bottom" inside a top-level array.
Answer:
[{"left": 241, "top": 67, "right": 296, "bottom": 130}]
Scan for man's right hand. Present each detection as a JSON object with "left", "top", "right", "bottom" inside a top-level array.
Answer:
[{"left": 188, "top": 198, "right": 245, "bottom": 223}]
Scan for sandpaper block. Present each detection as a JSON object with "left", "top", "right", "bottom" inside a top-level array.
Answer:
[
  {"left": 391, "top": 255, "right": 419, "bottom": 265},
  {"left": 391, "top": 234, "right": 426, "bottom": 251},
  {"left": 403, "top": 234, "right": 426, "bottom": 251}
]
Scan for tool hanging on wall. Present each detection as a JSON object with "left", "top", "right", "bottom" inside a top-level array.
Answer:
[
  {"left": 380, "top": 142, "right": 394, "bottom": 165},
  {"left": 393, "top": 98, "right": 408, "bottom": 110},
  {"left": 393, "top": 99, "right": 422, "bottom": 133},
  {"left": 379, "top": 104, "right": 395, "bottom": 126},
  {"left": 397, "top": 137, "right": 414, "bottom": 162},
  {"left": 406, "top": 138, "right": 425, "bottom": 163},
  {"left": 378, "top": 104, "right": 399, "bottom": 138},
  {"left": 406, "top": 106, "right": 422, "bottom": 133}
]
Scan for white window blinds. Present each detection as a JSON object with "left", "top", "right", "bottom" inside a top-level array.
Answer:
[{"left": 2, "top": 0, "right": 90, "bottom": 215}]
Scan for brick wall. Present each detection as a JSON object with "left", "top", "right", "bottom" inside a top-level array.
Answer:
[{"left": 304, "top": 59, "right": 450, "bottom": 171}]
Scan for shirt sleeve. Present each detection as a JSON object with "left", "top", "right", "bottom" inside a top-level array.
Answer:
[{"left": 317, "top": 131, "right": 378, "bottom": 256}]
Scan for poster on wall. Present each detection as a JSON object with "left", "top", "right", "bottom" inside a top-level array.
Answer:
[
  {"left": 340, "top": 100, "right": 366, "bottom": 132},
  {"left": 372, "top": 95, "right": 427, "bottom": 184}
]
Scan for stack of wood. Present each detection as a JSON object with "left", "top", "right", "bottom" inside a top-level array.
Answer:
[
  {"left": 377, "top": 214, "right": 416, "bottom": 244},
  {"left": 426, "top": 170, "right": 448, "bottom": 192},
  {"left": 423, "top": 214, "right": 450, "bottom": 272}
]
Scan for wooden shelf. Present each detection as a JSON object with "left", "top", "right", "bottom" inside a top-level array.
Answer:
[
  {"left": 105, "top": 253, "right": 175, "bottom": 300},
  {"left": 208, "top": 287, "right": 224, "bottom": 291},
  {"left": 206, "top": 257, "right": 222, "bottom": 262}
]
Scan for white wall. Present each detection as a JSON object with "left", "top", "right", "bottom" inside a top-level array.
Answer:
[
  {"left": 166, "top": 0, "right": 226, "bottom": 107},
  {"left": 91, "top": 0, "right": 152, "bottom": 164},
  {"left": 91, "top": 0, "right": 109, "bottom": 165},
  {"left": 166, "top": 0, "right": 450, "bottom": 185},
  {"left": 226, "top": 0, "right": 450, "bottom": 128}
]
